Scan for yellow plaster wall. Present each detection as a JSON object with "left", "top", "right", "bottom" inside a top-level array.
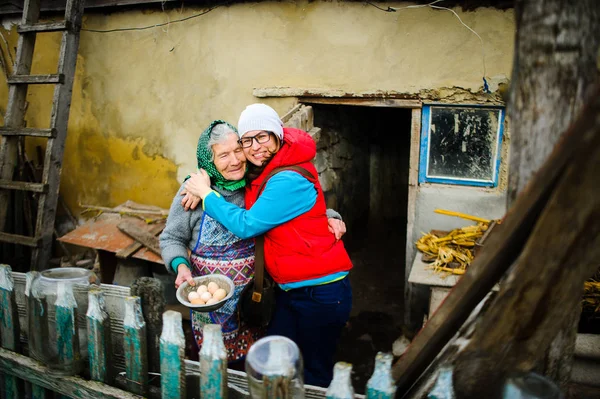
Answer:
[{"left": 0, "top": 1, "right": 515, "bottom": 216}]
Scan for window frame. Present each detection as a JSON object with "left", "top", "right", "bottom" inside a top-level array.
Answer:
[{"left": 418, "top": 104, "right": 505, "bottom": 188}]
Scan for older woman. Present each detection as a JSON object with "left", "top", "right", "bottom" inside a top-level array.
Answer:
[
  {"left": 160, "top": 120, "right": 262, "bottom": 365},
  {"left": 185, "top": 104, "right": 353, "bottom": 387}
]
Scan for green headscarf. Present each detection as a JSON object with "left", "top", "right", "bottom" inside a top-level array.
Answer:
[{"left": 195, "top": 120, "right": 246, "bottom": 191}]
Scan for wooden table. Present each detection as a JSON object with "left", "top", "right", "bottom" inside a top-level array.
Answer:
[{"left": 408, "top": 255, "right": 462, "bottom": 320}]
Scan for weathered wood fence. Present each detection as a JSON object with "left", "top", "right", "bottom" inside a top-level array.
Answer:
[{"left": 0, "top": 266, "right": 371, "bottom": 399}]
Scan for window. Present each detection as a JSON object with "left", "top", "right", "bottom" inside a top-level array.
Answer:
[{"left": 419, "top": 104, "right": 505, "bottom": 187}]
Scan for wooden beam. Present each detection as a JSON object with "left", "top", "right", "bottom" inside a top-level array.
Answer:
[
  {"left": 303, "top": 97, "right": 422, "bottom": 109},
  {"left": 404, "top": 107, "right": 422, "bottom": 328},
  {"left": 391, "top": 82, "right": 600, "bottom": 394},
  {"left": 0, "top": 348, "right": 143, "bottom": 399}
]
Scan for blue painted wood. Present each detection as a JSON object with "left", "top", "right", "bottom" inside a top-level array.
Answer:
[
  {"left": 199, "top": 324, "right": 228, "bottom": 399},
  {"left": 25, "top": 271, "right": 48, "bottom": 363},
  {"left": 326, "top": 362, "right": 354, "bottom": 399},
  {"left": 365, "top": 352, "right": 396, "bottom": 399},
  {"left": 25, "top": 272, "right": 49, "bottom": 399},
  {"left": 123, "top": 296, "right": 148, "bottom": 396},
  {"left": 0, "top": 264, "right": 23, "bottom": 399},
  {"left": 160, "top": 311, "right": 186, "bottom": 399},
  {"left": 29, "top": 384, "right": 49, "bottom": 399},
  {"left": 86, "top": 289, "right": 113, "bottom": 384},
  {"left": 418, "top": 106, "right": 431, "bottom": 185},
  {"left": 55, "top": 281, "right": 81, "bottom": 375}
]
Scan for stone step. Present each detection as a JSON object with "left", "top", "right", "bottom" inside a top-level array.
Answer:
[{"left": 571, "top": 333, "right": 600, "bottom": 388}]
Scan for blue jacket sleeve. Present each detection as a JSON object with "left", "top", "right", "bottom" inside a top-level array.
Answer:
[{"left": 202, "top": 171, "right": 317, "bottom": 239}]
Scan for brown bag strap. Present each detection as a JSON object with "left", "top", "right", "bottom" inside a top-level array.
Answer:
[
  {"left": 251, "top": 235, "right": 265, "bottom": 302},
  {"left": 251, "top": 165, "right": 315, "bottom": 303}
]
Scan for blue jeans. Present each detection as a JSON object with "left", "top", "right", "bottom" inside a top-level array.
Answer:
[{"left": 266, "top": 276, "right": 352, "bottom": 387}]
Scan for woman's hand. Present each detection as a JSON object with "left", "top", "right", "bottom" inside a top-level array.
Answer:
[
  {"left": 180, "top": 189, "right": 202, "bottom": 211},
  {"left": 328, "top": 218, "right": 346, "bottom": 241},
  {"left": 175, "top": 264, "right": 195, "bottom": 288},
  {"left": 185, "top": 170, "right": 213, "bottom": 200}
]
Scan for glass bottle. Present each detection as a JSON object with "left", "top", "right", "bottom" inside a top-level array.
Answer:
[
  {"left": 246, "top": 335, "right": 305, "bottom": 399},
  {"left": 29, "top": 267, "right": 100, "bottom": 375},
  {"left": 366, "top": 352, "right": 396, "bottom": 399},
  {"left": 200, "top": 324, "right": 228, "bottom": 399},
  {"left": 326, "top": 362, "right": 354, "bottom": 399},
  {"left": 502, "top": 371, "right": 564, "bottom": 399}
]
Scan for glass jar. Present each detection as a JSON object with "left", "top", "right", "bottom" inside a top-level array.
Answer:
[
  {"left": 245, "top": 336, "right": 305, "bottom": 399},
  {"left": 28, "top": 267, "right": 100, "bottom": 375}
]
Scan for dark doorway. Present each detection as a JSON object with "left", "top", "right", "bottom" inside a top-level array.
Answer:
[{"left": 311, "top": 104, "right": 412, "bottom": 392}]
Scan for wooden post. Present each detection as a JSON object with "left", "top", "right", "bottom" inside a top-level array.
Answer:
[
  {"left": 506, "top": 0, "right": 600, "bottom": 391},
  {"left": 130, "top": 277, "right": 165, "bottom": 374},
  {"left": 86, "top": 289, "right": 113, "bottom": 384},
  {"left": 55, "top": 281, "right": 81, "bottom": 375},
  {"left": 199, "top": 324, "right": 228, "bottom": 399},
  {"left": 123, "top": 296, "right": 148, "bottom": 396},
  {"left": 366, "top": 353, "right": 396, "bottom": 399},
  {"left": 25, "top": 271, "right": 49, "bottom": 399},
  {"left": 160, "top": 311, "right": 186, "bottom": 399},
  {"left": 0, "top": 264, "right": 23, "bottom": 398},
  {"left": 452, "top": 101, "right": 600, "bottom": 398}
]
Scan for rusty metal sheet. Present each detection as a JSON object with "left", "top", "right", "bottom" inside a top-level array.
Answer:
[{"left": 58, "top": 213, "right": 164, "bottom": 264}]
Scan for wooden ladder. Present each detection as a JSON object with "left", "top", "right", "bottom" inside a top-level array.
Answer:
[{"left": 0, "top": 0, "right": 85, "bottom": 270}]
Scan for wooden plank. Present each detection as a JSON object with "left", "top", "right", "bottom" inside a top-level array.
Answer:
[
  {"left": 123, "top": 296, "right": 148, "bottom": 396},
  {"left": 117, "top": 221, "right": 162, "bottom": 255},
  {"left": 116, "top": 224, "right": 164, "bottom": 259},
  {"left": 0, "top": 264, "right": 24, "bottom": 399},
  {"left": 391, "top": 82, "right": 600, "bottom": 393},
  {"left": 0, "top": 348, "right": 144, "bottom": 399},
  {"left": 160, "top": 311, "right": 186, "bottom": 399},
  {"left": 0, "top": 180, "right": 47, "bottom": 192},
  {"left": 25, "top": 271, "right": 50, "bottom": 399},
  {"left": 0, "top": 232, "right": 39, "bottom": 247},
  {"left": 32, "top": 0, "right": 85, "bottom": 270},
  {"left": 7, "top": 74, "right": 64, "bottom": 84},
  {"left": 303, "top": 97, "right": 422, "bottom": 109},
  {"left": 17, "top": 21, "right": 69, "bottom": 33},
  {"left": 55, "top": 281, "right": 82, "bottom": 375},
  {"left": 0, "top": 128, "right": 56, "bottom": 138},
  {"left": 86, "top": 289, "right": 113, "bottom": 384}
]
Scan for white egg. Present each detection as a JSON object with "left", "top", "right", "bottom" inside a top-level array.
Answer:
[
  {"left": 205, "top": 298, "right": 218, "bottom": 305},
  {"left": 197, "top": 285, "right": 208, "bottom": 294},
  {"left": 188, "top": 291, "right": 201, "bottom": 301},
  {"left": 207, "top": 282, "right": 219, "bottom": 294},
  {"left": 213, "top": 288, "right": 227, "bottom": 301},
  {"left": 200, "top": 291, "right": 212, "bottom": 302}
]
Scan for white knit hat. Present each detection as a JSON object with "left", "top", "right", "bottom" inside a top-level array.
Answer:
[{"left": 237, "top": 103, "right": 284, "bottom": 140}]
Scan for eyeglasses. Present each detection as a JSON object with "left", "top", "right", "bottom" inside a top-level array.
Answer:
[{"left": 238, "top": 131, "right": 272, "bottom": 148}]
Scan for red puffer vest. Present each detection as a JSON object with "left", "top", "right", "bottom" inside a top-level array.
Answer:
[{"left": 245, "top": 128, "right": 353, "bottom": 284}]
